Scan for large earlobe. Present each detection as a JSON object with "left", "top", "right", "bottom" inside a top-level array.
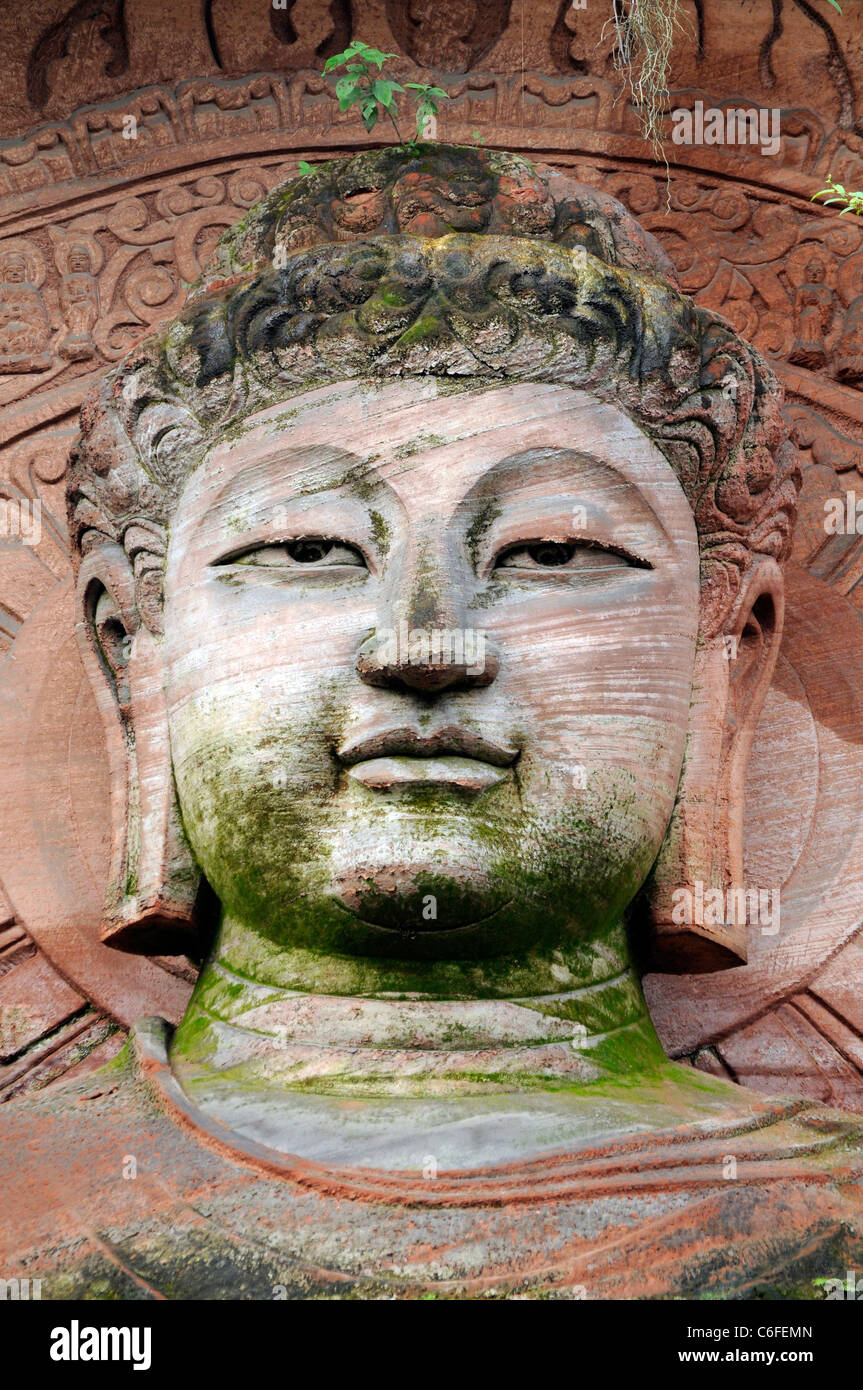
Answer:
[
  {"left": 75, "top": 542, "right": 201, "bottom": 954},
  {"left": 648, "top": 559, "right": 785, "bottom": 968}
]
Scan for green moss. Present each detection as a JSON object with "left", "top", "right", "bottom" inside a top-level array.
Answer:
[
  {"left": 392, "top": 431, "right": 448, "bottom": 459},
  {"left": 394, "top": 313, "right": 444, "bottom": 349},
  {"left": 171, "top": 1006, "right": 220, "bottom": 1066},
  {"left": 466, "top": 497, "right": 502, "bottom": 571},
  {"left": 368, "top": 509, "right": 391, "bottom": 555}
]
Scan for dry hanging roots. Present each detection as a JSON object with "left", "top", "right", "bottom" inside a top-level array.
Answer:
[{"left": 607, "top": 0, "right": 688, "bottom": 159}]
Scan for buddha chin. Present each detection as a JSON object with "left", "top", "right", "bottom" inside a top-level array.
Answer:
[
  {"left": 171, "top": 706, "right": 668, "bottom": 961},
  {"left": 322, "top": 776, "right": 663, "bottom": 954}
]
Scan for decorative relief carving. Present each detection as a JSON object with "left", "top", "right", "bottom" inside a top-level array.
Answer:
[
  {"left": 385, "top": 0, "right": 512, "bottom": 74},
  {"left": 837, "top": 294, "right": 863, "bottom": 386},
  {"left": 4, "top": 151, "right": 863, "bottom": 410},
  {"left": 210, "top": 0, "right": 351, "bottom": 74},
  {"left": 591, "top": 171, "right": 863, "bottom": 393},
  {"left": 7, "top": 0, "right": 859, "bottom": 129},
  {"left": 4, "top": 67, "right": 863, "bottom": 205},
  {"left": 27, "top": 0, "right": 130, "bottom": 114},
  {"left": 0, "top": 160, "right": 297, "bottom": 409},
  {"left": 788, "top": 254, "right": 837, "bottom": 371}
]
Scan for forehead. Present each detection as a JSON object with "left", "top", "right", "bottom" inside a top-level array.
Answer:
[{"left": 177, "top": 379, "right": 693, "bottom": 536}]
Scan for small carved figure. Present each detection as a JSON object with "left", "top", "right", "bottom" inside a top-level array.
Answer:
[
  {"left": 407, "top": 0, "right": 476, "bottom": 71},
  {"left": 0, "top": 239, "right": 52, "bottom": 374},
  {"left": 788, "top": 256, "right": 835, "bottom": 370},
  {"left": 50, "top": 231, "right": 102, "bottom": 363}
]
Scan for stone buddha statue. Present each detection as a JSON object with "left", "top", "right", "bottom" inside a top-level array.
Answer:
[{"left": 4, "top": 145, "right": 863, "bottom": 1300}]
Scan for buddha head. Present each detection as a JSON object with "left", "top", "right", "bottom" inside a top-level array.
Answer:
[
  {"left": 67, "top": 146, "right": 800, "bottom": 1013},
  {"left": 805, "top": 257, "right": 826, "bottom": 286},
  {"left": 1, "top": 250, "right": 27, "bottom": 285}
]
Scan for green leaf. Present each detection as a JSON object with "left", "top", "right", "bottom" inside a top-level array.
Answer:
[
  {"left": 361, "top": 96, "right": 379, "bottom": 132},
  {"left": 336, "top": 76, "right": 361, "bottom": 99},
  {"left": 372, "top": 78, "right": 401, "bottom": 107},
  {"left": 297, "top": 160, "right": 314, "bottom": 175},
  {"left": 354, "top": 45, "right": 394, "bottom": 69},
  {"left": 323, "top": 48, "right": 355, "bottom": 71},
  {"left": 321, "top": 37, "right": 397, "bottom": 84}
]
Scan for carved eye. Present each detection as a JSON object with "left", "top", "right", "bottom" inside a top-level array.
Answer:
[
  {"left": 495, "top": 541, "right": 648, "bottom": 573},
  {"left": 230, "top": 538, "right": 366, "bottom": 568}
]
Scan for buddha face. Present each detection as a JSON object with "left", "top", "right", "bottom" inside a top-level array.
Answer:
[
  {"left": 161, "top": 379, "right": 700, "bottom": 966},
  {"left": 67, "top": 248, "right": 91, "bottom": 275},
  {"left": 2, "top": 254, "right": 26, "bottom": 284}
]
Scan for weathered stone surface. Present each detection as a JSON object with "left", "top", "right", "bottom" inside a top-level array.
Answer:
[{"left": 4, "top": 1, "right": 863, "bottom": 1300}]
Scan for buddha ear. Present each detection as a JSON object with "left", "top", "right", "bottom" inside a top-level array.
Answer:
[
  {"left": 648, "top": 558, "right": 784, "bottom": 968},
  {"left": 75, "top": 540, "right": 201, "bottom": 955},
  {"left": 721, "top": 561, "right": 785, "bottom": 895}
]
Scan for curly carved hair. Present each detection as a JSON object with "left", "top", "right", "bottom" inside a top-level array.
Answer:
[{"left": 68, "top": 145, "right": 800, "bottom": 640}]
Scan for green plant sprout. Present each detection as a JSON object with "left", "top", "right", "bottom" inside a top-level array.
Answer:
[
  {"left": 317, "top": 6, "right": 843, "bottom": 163},
  {"left": 405, "top": 82, "right": 449, "bottom": 143},
  {"left": 322, "top": 39, "right": 448, "bottom": 149},
  {"left": 812, "top": 176, "right": 863, "bottom": 216}
]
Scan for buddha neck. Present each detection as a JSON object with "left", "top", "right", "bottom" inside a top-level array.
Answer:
[{"left": 170, "top": 915, "right": 665, "bottom": 1096}]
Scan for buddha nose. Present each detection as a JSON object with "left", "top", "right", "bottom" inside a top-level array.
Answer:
[{"left": 356, "top": 544, "right": 499, "bottom": 693}]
